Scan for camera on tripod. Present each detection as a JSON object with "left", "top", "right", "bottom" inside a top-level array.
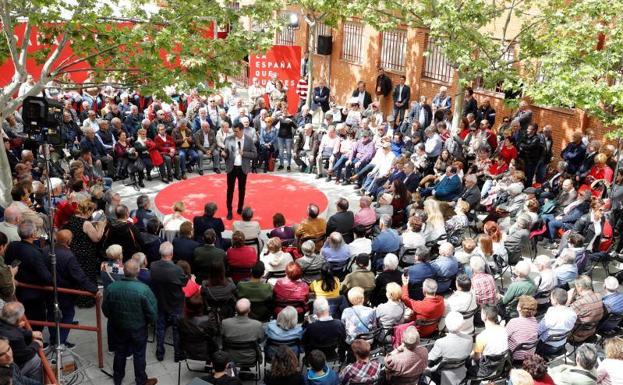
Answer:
[{"left": 22, "top": 96, "right": 64, "bottom": 145}]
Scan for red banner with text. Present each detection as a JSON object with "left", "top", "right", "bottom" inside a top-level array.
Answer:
[{"left": 249, "top": 45, "right": 301, "bottom": 115}]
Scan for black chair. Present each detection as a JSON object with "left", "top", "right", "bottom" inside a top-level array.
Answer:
[
  {"left": 407, "top": 282, "right": 424, "bottom": 301},
  {"left": 176, "top": 317, "right": 217, "bottom": 385},
  {"left": 222, "top": 339, "right": 262, "bottom": 384},
  {"left": 227, "top": 265, "right": 253, "bottom": 283},
  {"left": 598, "top": 312, "right": 623, "bottom": 339},
  {"left": 535, "top": 290, "right": 552, "bottom": 319},
  {"left": 362, "top": 222, "right": 376, "bottom": 238},
  {"left": 399, "top": 247, "right": 418, "bottom": 268},
  {"left": 263, "top": 337, "right": 302, "bottom": 375},
  {"left": 264, "top": 270, "right": 286, "bottom": 283},
  {"left": 244, "top": 237, "right": 262, "bottom": 256},
  {"left": 460, "top": 351, "right": 511, "bottom": 385},
  {"left": 274, "top": 299, "right": 307, "bottom": 323},
  {"left": 436, "top": 275, "right": 456, "bottom": 295},
  {"left": 303, "top": 339, "right": 342, "bottom": 369},
  {"left": 302, "top": 267, "right": 322, "bottom": 284},
  {"left": 327, "top": 295, "right": 349, "bottom": 320},
  {"left": 459, "top": 307, "right": 479, "bottom": 335},
  {"left": 299, "top": 234, "right": 327, "bottom": 254},
  {"left": 567, "top": 321, "right": 599, "bottom": 363},
  {"left": 538, "top": 330, "right": 573, "bottom": 362},
  {"left": 390, "top": 375, "right": 421, "bottom": 384},
  {"left": 511, "top": 339, "right": 539, "bottom": 367},
  {"left": 423, "top": 357, "right": 469, "bottom": 385},
  {"left": 329, "top": 260, "right": 350, "bottom": 280},
  {"left": 416, "top": 318, "right": 442, "bottom": 347},
  {"left": 493, "top": 253, "right": 512, "bottom": 290},
  {"left": 353, "top": 328, "right": 383, "bottom": 356}
]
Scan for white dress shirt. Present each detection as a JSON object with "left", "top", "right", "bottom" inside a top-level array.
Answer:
[{"left": 234, "top": 137, "right": 244, "bottom": 166}]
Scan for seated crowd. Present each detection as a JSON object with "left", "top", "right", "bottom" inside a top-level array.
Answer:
[{"left": 2, "top": 77, "right": 623, "bottom": 385}]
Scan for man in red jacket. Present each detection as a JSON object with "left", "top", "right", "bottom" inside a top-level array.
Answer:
[
  {"left": 153, "top": 124, "right": 180, "bottom": 180},
  {"left": 400, "top": 276, "right": 445, "bottom": 337}
]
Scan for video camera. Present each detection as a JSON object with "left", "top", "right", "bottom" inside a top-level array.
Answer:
[{"left": 22, "top": 96, "right": 64, "bottom": 145}]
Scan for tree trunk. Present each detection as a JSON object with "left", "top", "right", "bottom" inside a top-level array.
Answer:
[
  {"left": 451, "top": 76, "right": 465, "bottom": 131},
  {"left": 0, "top": 112, "right": 12, "bottom": 207},
  {"left": 306, "top": 22, "right": 316, "bottom": 109}
]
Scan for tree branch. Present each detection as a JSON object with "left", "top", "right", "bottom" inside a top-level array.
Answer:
[
  {"left": 41, "top": 32, "right": 70, "bottom": 81},
  {"left": 18, "top": 17, "right": 32, "bottom": 68},
  {"left": 51, "top": 44, "right": 123, "bottom": 75},
  {"left": 0, "top": 0, "right": 25, "bottom": 80}
]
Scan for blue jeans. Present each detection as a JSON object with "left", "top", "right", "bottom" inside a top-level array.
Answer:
[
  {"left": 178, "top": 148, "right": 200, "bottom": 173},
  {"left": 277, "top": 137, "right": 293, "bottom": 166},
  {"left": 547, "top": 218, "right": 571, "bottom": 240},
  {"left": 331, "top": 155, "right": 348, "bottom": 180},
  {"left": 155, "top": 309, "right": 181, "bottom": 360},
  {"left": 344, "top": 160, "right": 370, "bottom": 181},
  {"left": 112, "top": 326, "right": 148, "bottom": 385}
]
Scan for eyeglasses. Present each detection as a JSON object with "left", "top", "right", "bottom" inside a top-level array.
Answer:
[{"left": 209, "top": 100, "right": 216, "bottom": 103}]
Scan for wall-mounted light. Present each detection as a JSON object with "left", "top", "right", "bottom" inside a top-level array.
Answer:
[{"left": 288, "top": 12, "right": 300, "bottom": 29}]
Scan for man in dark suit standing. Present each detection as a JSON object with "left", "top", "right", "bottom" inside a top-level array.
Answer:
[
  {"left": 352, "top": 81, "right": 372, "bottom": 110},
  {"left": 150, "top": 241, "right": 188, "bottom": 362},
  {"left": 222, "top": 122, "right": 258, "bottom": 220},
  {"left": 47, "top": 230, "right": 98, "bottom": 346},
  {"left": 312, "top": 79, "right": 331, "bottom": 113},
  {"left": 4, "top": 220, "right": 52, "bottom": 329},
  {"left": 375, "top": 68, "right": 393, "bottom": 103},
  {"left": 326, "top": 198, "right": 355, "bottom": 243},
  {"left": 392, "top": 75, "right": 411, "bottom": 126}
]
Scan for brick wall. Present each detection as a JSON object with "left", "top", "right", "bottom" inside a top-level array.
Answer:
[{"left": 283, "top": 13, "right": 610, "bottom": 160}]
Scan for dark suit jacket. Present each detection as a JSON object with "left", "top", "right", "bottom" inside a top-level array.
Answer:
[
  {"left": 224, "top": 134, "right": 257, "bottom": 174},
  {"left": 193, "top": 215, "right": 225, "bottom": 248},
  {"left": 0, "top": 319, "right": 38, "bottom": 367},
  {"left": 326, "top": 211, "right": 355, "bottom": 243},
  {"left": 392, "top": 84, "right": 411, "bottom": 109},
  {"left": 312, "top": 86, "right": 330, "bottom": 112},
  {"left": 351, "top": 89, "right": 372, "bottom": 109},
  {"left": 141, "top": 232, "right": 163, "bottom": 266},
  {"left": 459, "top": 185, "right": 481, "bottom": 210},
  {"left": 172, "top": 236, "right": 201, "bottom": 263},
  {"left": 192, "top": 245, "right": 227, "bottom": 284},
  {"left": 193, "top": 129, "right": 217, "bottom": 154},
  {"left": 150, "top": 259, "right": 188, "bottom": 313},
  {"left": 49, "top": 246, "right": 98, "bottom": 306},
  {"left": 403, "top": 172, "right": 421, "bottom": 193},
  {"left": 5, "top": 241, "right": 53, "bottom": 301}
]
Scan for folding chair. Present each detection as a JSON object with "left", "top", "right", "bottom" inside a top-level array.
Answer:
[
  {"left": 511, "top": 339, "right": 539, "bottom": 367},
  {"left": 222, "top": 339, "right": 262, "bottom": 384},
  {"left": 460, "top": 351, "right": 511, "bottom": 385},
  {"left": 263, "top": 337, "right": 302, "bottom": 375}
]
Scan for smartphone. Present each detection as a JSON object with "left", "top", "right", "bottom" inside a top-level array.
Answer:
[
  {"left": 10, "top": 260, "right": 21, "bottom": 268},
  {"left": 92, "top": 210, "right": 105, "bottom": 222}
]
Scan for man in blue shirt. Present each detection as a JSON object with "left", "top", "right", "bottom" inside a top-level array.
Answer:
[
  {"left": 431, "top": 242, "right": 459, "bottom": 293},
  {"left": 433, "top": 166, "right": 462, "bottom": 201},
  {"left": 405, "top": 247, "right": 436, "bottom": 300},
  {"left": 599, "top": 276, "right": 623, "bottom": 333},
  {"left": 371, "top": 215, "right": 400, "bottom": 270}
]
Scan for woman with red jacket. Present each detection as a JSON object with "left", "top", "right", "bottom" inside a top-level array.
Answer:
[
  {"left": 153, "top": 124, "right": 179, "bottom": 180},
  {"left": 273, "top": 262, "right": 309, "bottom": 318},
  {"left": 226, "top": 231, "right": 257, "bottom": 282}
]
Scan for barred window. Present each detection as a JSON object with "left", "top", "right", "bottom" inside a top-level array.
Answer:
[
  {"left": 423, "top": 37, "right": 454, "bottom": 83},
  {"left": 380, "top": 29, "right": 407, "bottom": 73},
  {"left": 275, "top": 13, "right": 296, "bottom": 46},
  {"left": 341, "top": 22, "right": 364, "bottom": 63},
  {"left": 313, "top": 22, "right": 332, "bottom": 52}
]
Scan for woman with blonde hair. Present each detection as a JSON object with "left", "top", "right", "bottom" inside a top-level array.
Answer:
[
  {"left": 261, "top": 237, "right": 293, "bottom": 285},
  {"left": 375, "top": 282, "right": 405, "bottom": 328},
  {"left": 423, "top": 199, "right": 446, "bottom": 242},
  {"left": 597, "top": 336, "right": 623, "bottom": 384},
  {"left": 63, "top": 199, "right": 107, "bottom": 307},
  {"left": 445, "top": 199, "right": 470, "bottom": 232},
  {"left": 163, "top": 201, "right": 186, "bottom": 232}
]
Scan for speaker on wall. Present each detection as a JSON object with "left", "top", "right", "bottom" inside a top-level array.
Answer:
[{"left": 317, "top": 35, "right": 332, "bottom": 55}]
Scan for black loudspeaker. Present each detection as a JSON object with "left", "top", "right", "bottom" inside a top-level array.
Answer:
[{"left": 316, "top": 35, "right": 332, "bottom": 55}]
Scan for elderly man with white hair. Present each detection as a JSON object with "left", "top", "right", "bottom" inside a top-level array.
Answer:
[
  {"left": 385, "top": 326, "right": 428, "bottom": 381},
  {"left": 499, "top": 260, "right": 536, "bottom": 318},
  {"left": 533, "top": 255, "right": 557, "bottom": 304},
  {"left": 371, "top": 215, "right": 400, "bottom": 268},
  {"left": 370, "top": 253, "right": 402, "bottom": 306},
  {"left": 553, "top": 249, "right": 578, "bottom": 287},
  {"left": 0, "top": 206, "right": 21, "bottom": 243},
  {"left": 442, "top": 274, "right": 478, "bottom": 334},
  {"left": 427, "top": 311, "right": 473, "bottom": 385},
  {"left": 221, "top": 298, "right": 264, "bottom": 363},
  {"left": 302, "top": 297, "right": 346, "bottom": 355},
  {"left": 599, "top": 276, "right": 623, "bottom": 334},
  {"left": 431, "top": 242, "right": 459, "bottom": 293}
]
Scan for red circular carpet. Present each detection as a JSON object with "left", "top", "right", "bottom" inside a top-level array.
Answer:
[{"left": 154, "top": 174, "right": 329, "bottom": 229}]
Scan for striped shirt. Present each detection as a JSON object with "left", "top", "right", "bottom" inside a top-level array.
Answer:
[
  {"left": 506, "top": 316, "right": 538, "bottom": 360},
  {"left": 471, "top": 273, "right": 498, "bottom": 305}
]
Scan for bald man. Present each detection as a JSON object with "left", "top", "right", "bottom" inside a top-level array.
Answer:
[
  {"left": 49, "top": 229, "right": 98, "bottom": 346},
  {"left": 221, "top": 298, "right": 264, "bottom": 363},
  {"left": 0, "top": 207, "right": 21, "bottom": 243}
]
